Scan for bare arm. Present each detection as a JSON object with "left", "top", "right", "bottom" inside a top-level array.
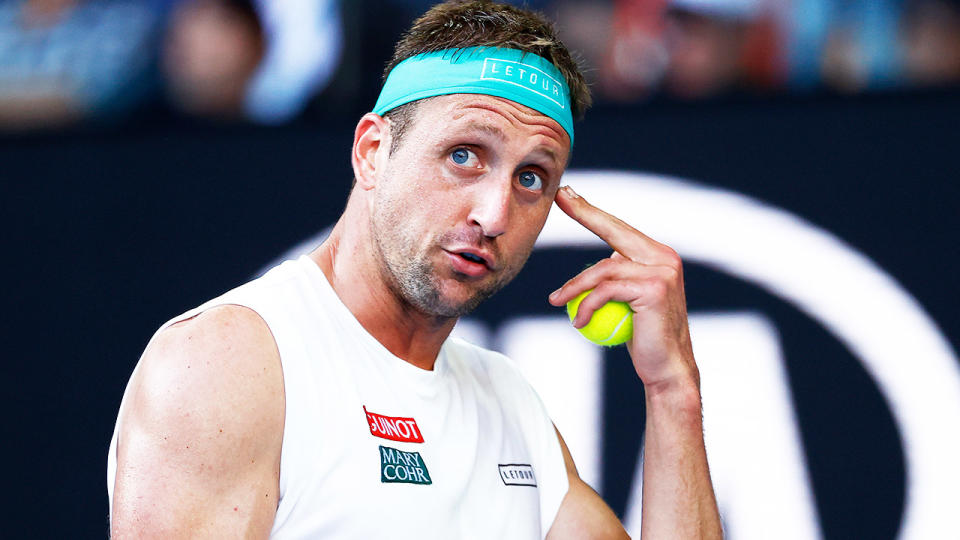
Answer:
[
  {"left": 549, "top": 185, "right": 722, "bottom": 539},
  {"left": 547, "top": 428, "right": 630, "bottom": 540},
  {"left": 640, "top": 379, "right": 719, "bottom": 538},
  {"left": 111, "top": 305, "right": 285, "bottom": 539}
]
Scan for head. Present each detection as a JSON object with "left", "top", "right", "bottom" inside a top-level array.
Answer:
[{"left": 350, "top": 1, "right": 590, "bottom": 319}]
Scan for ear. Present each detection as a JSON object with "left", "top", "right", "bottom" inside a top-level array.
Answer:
[{"left": 352, "top": 113, "right": 390, "bottom": 190}]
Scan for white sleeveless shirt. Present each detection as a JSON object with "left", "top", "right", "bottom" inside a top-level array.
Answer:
[{"left": 108, "top": 256, "right": 569, "bottom": 539}]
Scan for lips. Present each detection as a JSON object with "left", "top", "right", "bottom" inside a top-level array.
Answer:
[{"left": 444, "top": 249, "right": 495, "bottom": 277}]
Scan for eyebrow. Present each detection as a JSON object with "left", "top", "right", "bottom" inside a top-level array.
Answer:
[
  {"left": 461, "top": 121, "right": 507, "bottom": 141},
  {"left": 534, "top": 146, "right": 562, "bottom": 170},
  {"left": 459, "top": 122, "right": 563, "bottom": 169}
]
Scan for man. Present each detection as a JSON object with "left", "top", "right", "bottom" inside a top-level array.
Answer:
[{"left": 108, "top": 1, "right": 723, "bottom": 538}]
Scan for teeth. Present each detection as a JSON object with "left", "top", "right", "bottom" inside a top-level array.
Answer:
[{"left": 461, "top": 253, "right": 483, "bottom": 264}]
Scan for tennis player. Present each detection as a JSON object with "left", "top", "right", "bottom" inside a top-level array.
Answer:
[{"left": 108, "top": 1, "right": 722, "bottom": 538}]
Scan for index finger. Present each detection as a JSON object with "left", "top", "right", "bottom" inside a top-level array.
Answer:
[{"left": 554, "top": 185, "right": 665, "bottom": 262}]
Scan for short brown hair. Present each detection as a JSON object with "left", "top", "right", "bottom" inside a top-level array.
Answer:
[{"left": 381, "top": 1, "right": 591, "bottom": 153}]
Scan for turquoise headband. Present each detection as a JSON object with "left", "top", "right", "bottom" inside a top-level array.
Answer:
[{"left": 373, "top": 46, "right": 575, "bottom": 146}]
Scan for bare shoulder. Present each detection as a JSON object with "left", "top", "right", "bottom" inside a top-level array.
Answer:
[
  {"left": 127, "top": 304, "right": 284, "bottom": 440},
  {"left": 112, "top": 305, "right": 284, "bottom": 538}
]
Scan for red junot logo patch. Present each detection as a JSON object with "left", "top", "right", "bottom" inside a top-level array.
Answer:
[{"left": 363, "top": 406, "right": 424, "bottom": 443}]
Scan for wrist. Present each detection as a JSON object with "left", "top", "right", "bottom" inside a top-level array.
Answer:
[{"left": 643, "top": 364, "right": 702, "bottom": 414}]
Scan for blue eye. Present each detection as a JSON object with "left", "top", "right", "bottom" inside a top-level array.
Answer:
[
  {"left": 519, "top": 171, "right": 543, "bottom": 191},
  {"left": 450, "top": 148, "right": 478, "bottom": 166}
]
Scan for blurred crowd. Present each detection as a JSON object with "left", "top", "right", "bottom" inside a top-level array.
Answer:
[
  {"left": 0, "top": 0, "right": 343, "bottom": 129},
  {"left": 577, "top": 0, "right": 960, "bottom": 100},
  {"left": 1, "top": 0, "right": 959, "bottom": 131}
]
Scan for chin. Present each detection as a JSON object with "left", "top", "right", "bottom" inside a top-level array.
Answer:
[
  {"left": 454, "top": 279, "right": 504, "bottom": 310},
  {"left": 432, "top": 291, "right": 484, "bottom": 318},
  {"left": 417, "top": 280, "right": 491, "bottom": 319}
]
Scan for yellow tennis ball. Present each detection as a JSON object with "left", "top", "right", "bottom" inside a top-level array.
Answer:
[{"left": 566, "top": 289, "right": 633, "bottom": 346}]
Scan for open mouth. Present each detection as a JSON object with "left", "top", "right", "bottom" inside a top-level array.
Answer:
[
  {"left": 446, "top": 250, "right": 492, "bottom": 277},
  {"left": 459, "top": 252, "right": 486, "bottom": 265}
]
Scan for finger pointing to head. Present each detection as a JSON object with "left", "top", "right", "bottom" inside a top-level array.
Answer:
[{"left": 554, "top": 185, "right": 667, "bottom": 263}]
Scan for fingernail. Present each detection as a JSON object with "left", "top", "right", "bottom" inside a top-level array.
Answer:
[
  {"left": 561, "top": 185, "right": 579, "bottom": 198},
  {"left": 549, "top": 288, "right": 561, "bottom": 300}
]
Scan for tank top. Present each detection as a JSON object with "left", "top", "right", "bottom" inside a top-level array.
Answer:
[{"left": 107, "top": 255, "right": 569, "bottom": 539}]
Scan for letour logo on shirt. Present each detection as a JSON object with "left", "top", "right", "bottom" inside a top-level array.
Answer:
[
  {"left": 498, "top": 464, "right": 537, "bottom": 487},
  {"left": 363, "top": 406, "right": 425, "bottom": 443},
  {"left": 380, "top": 445, "right": 432, "bottom": 485}
]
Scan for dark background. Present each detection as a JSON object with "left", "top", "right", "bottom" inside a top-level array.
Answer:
[{"left": 2, "top": 89, "right": 958, "bottom": 538}]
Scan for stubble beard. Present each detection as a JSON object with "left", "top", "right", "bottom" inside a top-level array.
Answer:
[{"left": 371, "top": 211, "right": 523, "bottom": 319}]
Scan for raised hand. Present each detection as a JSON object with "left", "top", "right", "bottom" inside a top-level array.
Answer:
[
  {"left": 548, "top": 184, "right": 722, "bottom": 539},
  {"left": 548, "top": 185, "right": 699, "bottom": 392}
]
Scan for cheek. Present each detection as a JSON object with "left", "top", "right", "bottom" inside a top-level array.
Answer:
[
  {"left": 375, "top": 182, "right": 448, "bottom": 242},
  {"left": 383, "top": 162, "right": 451, "bottom": 208},
  {"left": 510, "top": 206, "right": 551, "bottom": 252},
  {"left": 501, "top": 220, "right": 542, "bottom": 261},
  {"left": 521, "top": 203, "right": 552, "bottom": 237}
]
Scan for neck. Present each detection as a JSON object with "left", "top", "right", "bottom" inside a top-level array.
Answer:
[{"left": 309, "top": 192, "right": 456, "bottom": 371}]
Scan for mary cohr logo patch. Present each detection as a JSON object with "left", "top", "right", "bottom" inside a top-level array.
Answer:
[{"left": 380, "top": 445, "right": 432, "bottom": 485}]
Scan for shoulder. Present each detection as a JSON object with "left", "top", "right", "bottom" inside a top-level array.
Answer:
[
  {"left": 116, "top": 304, "right": 285, "bottom": 482},
  {"left": 112, "top": 305, "right": 285, "bottom": 535},
  {"left": 150, "top": 303, "right": 278, "bottom": 361},
  {"left": 128, "top": 304, "right": 284, "bottom": 437}
]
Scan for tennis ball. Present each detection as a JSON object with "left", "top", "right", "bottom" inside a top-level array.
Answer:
[{"left": 566, "top": 289, "right": 633, "bottom": 346}]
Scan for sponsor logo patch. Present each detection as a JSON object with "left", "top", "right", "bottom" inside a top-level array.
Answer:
[
  {"left": 380, "top": 445, "right": 432, "bottom": 485},
  {"left": 364, "top": 406, "right": 424, "bottom": 443},
  {"left": 498, "top": 464, "right": 537, "bottom": 487}
]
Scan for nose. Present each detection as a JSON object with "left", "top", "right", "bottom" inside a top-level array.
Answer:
[{"left": 467, "top": 174, "right": 512, "bottom": 238}]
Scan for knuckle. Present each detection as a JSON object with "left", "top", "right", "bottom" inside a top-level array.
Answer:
[
  {"left": 661, "top": 246, "right": 683, "bottom": 268},
  {"left": 594, "top": 258, "right": 618, "bottom": 273},
  {"left": 661, "top": 264, "right": 680, "bottom": 282}
]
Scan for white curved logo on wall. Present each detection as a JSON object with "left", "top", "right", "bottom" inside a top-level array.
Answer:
[{"left": 454, "top": 170, "right": 960, "bottom": 539}]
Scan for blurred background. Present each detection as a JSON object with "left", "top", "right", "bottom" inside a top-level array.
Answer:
[
  {"left": 2, "top": 0, "right": 958, "bottom": 538},
  {"left": 2, "top": 0, "right": 960, "bottom": 129}
]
